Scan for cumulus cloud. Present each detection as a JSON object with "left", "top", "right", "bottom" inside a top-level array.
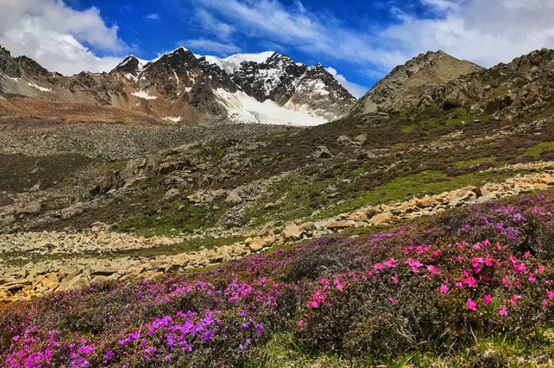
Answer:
[
  {"left": 325, "top": 67, "right": 367, "bottom": 98},
  {"left": 184, "top": 38, "right": 240, "bottom": 55},
  {"left": 0, "top": 0, "right": 127, "bottom": 75},
  {"left": 384, "top": 0, "right": 554, "bottom": 67}
]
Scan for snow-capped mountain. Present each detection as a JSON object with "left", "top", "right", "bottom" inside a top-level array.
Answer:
[
  {"left": 0, "top": 45, "right": 355, "bottom": 126},
  {"left": 200, "top": 52, "right": 355, "bottom": 122}
]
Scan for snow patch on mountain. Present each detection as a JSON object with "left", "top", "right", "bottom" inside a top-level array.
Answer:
[
  {"left": 213, "top": 88, "right": 326, "bottom": 126},
  {"left": 163, "top": 116, "right": 182, "bottom": 123},
  {"left": 27, "top": 82, "right": 51, "bottom": 92},
  {"left": 132, "top": 90, "right": 157, "bottom": 100},
  {"left": 202, "top": 52, "right": 275, "bottom": 74}
]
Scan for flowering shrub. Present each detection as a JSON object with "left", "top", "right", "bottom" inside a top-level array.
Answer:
[{"left": 1, "top": 191, "right": 554, "bottom": 366}]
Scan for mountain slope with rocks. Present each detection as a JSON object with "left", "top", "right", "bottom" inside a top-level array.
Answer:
[
  {"left": 349, "top": 50, "right": 483, "bottom": 116},
  {"left": 0, "top": 45, "right": 355, "bottom": 126}
]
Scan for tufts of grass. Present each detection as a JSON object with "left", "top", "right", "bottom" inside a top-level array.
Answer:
[
  {"left": 0, "top": 153, "right": 95, "bottom": 192},
  {"left": 453, "top": 156, "right": 497, "bottom": 169},
  {"left": 523, "top": 140, "right": 554, "bottom": 158},
  {"left": 113, "top": 200, "right": 230, "bottom": 237},
  {"left": 313, "top": 169, "right": 525, "bottom": 220}
]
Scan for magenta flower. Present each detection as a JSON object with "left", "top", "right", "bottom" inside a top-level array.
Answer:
[
  {"left": 483, "top": 294, "right": 492, "bottom": 305},
  {"left": 466, "top": 298, "right": 478, "bottom": 311},
  {"left": 427, "top": 265, "right": 441, "bottom": 275},
  {"left": 439, "top": 284, "right": 449, "bottom": 294},
  {"left": 498, "top": 308, "right": 509, "bottom": 316}
]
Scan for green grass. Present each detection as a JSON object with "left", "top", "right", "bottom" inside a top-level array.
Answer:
[
  {"left": 487, "top": 84, "right": 510, "bottom": 99},
  {"left": 453, "top": 156, "right": 497, "bottom": 169},
  {"left": 98, "top": 160, "right": 128, "bottom": 171},
  {"left": 246, "top": 326, "right": 554, "bottom": 368},
  {"left": 524, "top": 141, "right": 554, "bottom": 158},
  {"left": 0, "top": 153, "right": 95, "bottom": 193},
  {"left": 401, "top": 107, "right": 485, "bottom": 134},
  {"left": 244, "top": 173, "right": 335, "bottom": 227},
  {"left": 313, "top": 169, "right": 525, "bottom": 220},
  {"left": 113, "top": 200, "right": 230, "bottom": 237}
]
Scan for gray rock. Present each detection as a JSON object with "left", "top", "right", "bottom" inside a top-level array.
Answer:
[
  {"left": 225, "top": 190, "right": 243, "bottom": 205},
  {"left": 314, "top": 145, "right": 332, "bottom": 159}
]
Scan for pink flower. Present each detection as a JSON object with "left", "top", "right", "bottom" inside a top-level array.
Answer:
[
  {"left": 439, "top": 284, "right": 449, "bottom": 294},
  {"left": 333, "top": 277, "right": 347, "bottom": 292},
  {"left": 297, "top": 320, "right": 304, "bottom": 329},
  {"left": 498, "top": 308, "right": 508, "bottom": 316},
  {"left": 464, "top": 277, "right": 477, "bottom": 288},
  {"left": 523, "top": 251, "right": 531, "bottom": 259},
  {"left": 513, "top": 262, "right": 527, "bottom": 273},
  {"left": 547, "top": 290, "right": 554, "bottom": 300},
  {"left": 483, "top": 294, "right": 492, "bottom": 305},
  {"left": 405, "top": 258, "right": 423, "bottom": 273},
  {"left": 511, "top": 294, "right": 522, "bottom": 305},
  {"left": 387, "top": 296, "right": 397, "bottom": 304},
  {"left": 427, "top": 265, "right": 441, "bottom": 275},
  {"left": 306, "top": 300, "right": 319, "bottom": 309},
  {"left": 392, "top": 275, "right": 399, "bottom": 284},
  {"left": 383, "top": 258, "right": 397, "bottom": 268},
  {"left": 466, "top": 298, "right": 478, "bottom": 311},
  {"left": 528, "top": 274, "right": 536, "bottom": 282}
]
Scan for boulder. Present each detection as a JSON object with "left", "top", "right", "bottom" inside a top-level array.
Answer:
[
  {"left": 313, "top": 145, "right": 332, "bottom": 159},
  {"left": 225, "top": 190, "right": 243, "bottom": 205},
  {"left": 369, "top": 212, "right": 393, "bottom": 225},
  {"left": 164, "top": 188, "right": 181, "bottom": 200},
  {"left": 282, "top": 223, "right": 304, "bottom": 241}
]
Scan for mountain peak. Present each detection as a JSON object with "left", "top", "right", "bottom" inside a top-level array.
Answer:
[
  {"left": 201, "top": 51, "right": 276, "bottom": 74},
  {"left": 349, "top": 50, "right": 483, "bottom": 116}
]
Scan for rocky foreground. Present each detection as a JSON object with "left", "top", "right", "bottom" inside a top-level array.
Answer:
[{"left": 2, "top": 161, "right": 554, "bottom": 303}]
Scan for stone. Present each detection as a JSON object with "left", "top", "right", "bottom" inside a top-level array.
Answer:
[
  {"left": 158, "top": 161, "right": 183, "bottom": 175},
  {"left": 369, "top": 212, "right": 393, "bottom": 225},
  {"left": 282, "top": 223, "right": 303, "bottom": 241},
  {"left": 225, "top": 190, "right": 243, "bottom": 205},
  {"left": 164, "top": 188, "right": 181, "bottom": 200},
  {"left": 357, "top": 151, "right": 377, "bottom": 160},
  {"left": 353, "top": 134, "right": 367, "bottom": 145},
  {"left": 16, "top": 202, "right": 42, "bottom": 215},
  {"left": 337, "top": 135, "right": 351, "bottom": 145},
  {"left": 313, "top": 145, "right": 332, "bottom": 159}
]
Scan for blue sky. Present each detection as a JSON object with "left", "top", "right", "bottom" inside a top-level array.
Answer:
[
  {"left": 2, "top": 0, "right": 554, "bottom": 97},
  {"left": 63, "top": 0, "right": 439, "bottom": 95}
]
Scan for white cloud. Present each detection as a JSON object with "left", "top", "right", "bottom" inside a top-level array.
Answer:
[
  {"left": 325, "top": 67, "right": 367, "bottom": 98},
  {"left": 145, "top": 13, "right": 160, "bottom": 20},
  {"left": 382, "top": 0, "right": 554, "bottom": 67},
  {"left": 192, "top": 0, "right": 554, "bottom": 75},
  {"left": 185, "top": 38, "right": 240, "bottom": 55},
  {"left": 194, "top": 8, "right": 235, "bottom": 40},
  {"left": 0, "top": 0, "right": 127, "bottom": 75}
]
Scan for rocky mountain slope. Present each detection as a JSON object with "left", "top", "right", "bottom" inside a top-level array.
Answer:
[
  {"left": 349, "top": 50, "right": 483, "bottom": 116},
  {"left": 0, "top": 45, "right": 355, "bottom": 125}
]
